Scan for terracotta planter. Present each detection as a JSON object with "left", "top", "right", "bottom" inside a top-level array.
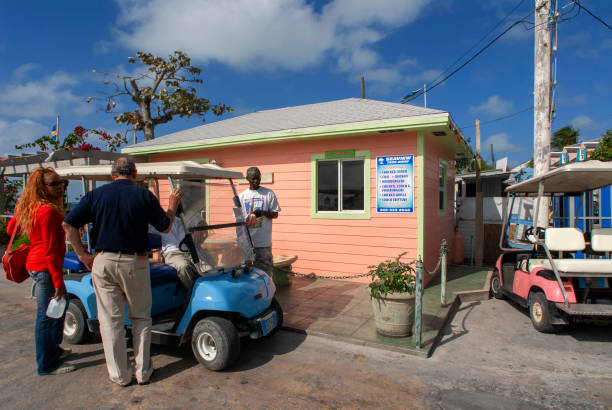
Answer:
[{"left": 370, "top": 291, "right": 415, "bottom": 337}]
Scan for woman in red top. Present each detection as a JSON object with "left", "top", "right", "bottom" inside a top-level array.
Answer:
[{"left": 8, "top": 167, "right": 75, "bottom": 375}]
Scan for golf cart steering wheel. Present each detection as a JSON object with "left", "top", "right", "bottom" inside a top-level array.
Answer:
[{"left": 524, "top": 226, "right": 544, "bottom": 243}]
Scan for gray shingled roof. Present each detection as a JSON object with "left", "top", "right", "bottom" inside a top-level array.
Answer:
[{"left": 128, "top": 98, "right": 447, "bottom": 149}]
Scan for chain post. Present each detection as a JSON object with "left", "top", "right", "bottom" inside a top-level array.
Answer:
[
  {"left": 414, "top": 257, "right": 424, "bottom": 349},
  {"left": 440, "top": 239, "right": 448, "bottom": 306}
]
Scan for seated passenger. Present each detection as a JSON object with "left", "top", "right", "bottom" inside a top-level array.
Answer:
[{"left": 149, "top": 216, "right": 204, "bottom": 292}]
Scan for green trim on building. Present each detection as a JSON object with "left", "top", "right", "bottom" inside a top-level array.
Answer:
[
  {"left": 417, "top": 131, "right": 425, "bottom": 260},
  {"left": 310, "top": 150, "right": 371, "bottom": 220},
  {"left": 122, "top": 116, "right": 450, "bottom": 155},
  {"left": 438, "top": 159, "right": 448, "bottom": 216}
]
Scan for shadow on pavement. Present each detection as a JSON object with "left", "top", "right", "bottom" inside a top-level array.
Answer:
[
  {"left": 499, "top": 297, "right": 611, "bottom": 342},
  {"left": 436, "top": 302, "right": 479, "bottom": 347},
  {"left": 230, "top": 331, "right": 307, "bottom": 372}
]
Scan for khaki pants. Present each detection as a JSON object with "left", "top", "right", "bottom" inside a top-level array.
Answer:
[
  {"left": 163, "top": 251, "right": 198, "bottom": 290},
  {"left": 254, "top": 247, "right": 273, "bottom": 276},
  {"left": 92, "top": 251, "right": 153, "bottom": 385}
]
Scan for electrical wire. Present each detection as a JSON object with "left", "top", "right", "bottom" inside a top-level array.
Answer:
[
  {"left": 459, "top": 106, "right": 534, "bottom": 130},
  {"left": 400, "top": 2, "right": 582, "bottom": 104},
  {"left": 401, "top": 18, "right": 529, "bottom": 103},
  {"left": 572, "top": 0, "right": 612, "bottom": 31},
  {"left": 427, "top": 0, "right": 527, "bottom": 87}
]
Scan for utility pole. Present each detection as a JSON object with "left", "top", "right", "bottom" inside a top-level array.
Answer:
[
  {"left": 533, "top": 0, "right": 552, "bottom": 228},
  {"left": 474, "top": 119, "right": 483, "bottom": 267},
  {"left": 361, "top": 77, "right": 365, "bottom": 99}
]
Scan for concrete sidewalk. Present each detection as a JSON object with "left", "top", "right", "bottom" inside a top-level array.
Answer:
[{"left": 275, "top": 264, "right": 491, "bottom": 356}]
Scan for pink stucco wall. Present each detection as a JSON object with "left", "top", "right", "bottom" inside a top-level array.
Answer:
[
  {"left": 150, "top": 131, "right": 454, "bottom": 283},
  {"left": 422, "top": 137, "right": 456, "bottom": 279}
]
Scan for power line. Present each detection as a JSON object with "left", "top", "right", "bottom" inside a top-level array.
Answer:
[
  {"left": 572, "top": 0, "right": 612, "bottom": 31},
  {"left": 400, "top": 2, "right": 583, "bottom": 104},
  {"left": 459, "top": 106, "right": 533, "bottom": 130},
  {"left": 401, "top": 17, "right": 528, "bottom": 103},
  {"left": 427, "top": 0, "right": 527, "bottom": 87}
]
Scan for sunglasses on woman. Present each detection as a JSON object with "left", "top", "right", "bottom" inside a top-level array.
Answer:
[{"left": 45, "top": 180, "right": 67, "bottom": 187}]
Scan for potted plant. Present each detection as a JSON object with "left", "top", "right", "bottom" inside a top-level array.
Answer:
[{"left": 368, "top": 252, "right": 416, "bottom": 337}]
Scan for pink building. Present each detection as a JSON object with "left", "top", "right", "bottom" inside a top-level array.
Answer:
[{"left": 123, "top": 98, "right": 472, "bottom": 283}]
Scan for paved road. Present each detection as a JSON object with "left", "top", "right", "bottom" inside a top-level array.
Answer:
[{"left": 0, "top": 279, "right": 610, "bottom": 409}]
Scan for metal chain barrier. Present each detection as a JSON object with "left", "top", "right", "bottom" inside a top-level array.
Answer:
[
  {"left": 290, "top": 271, "right": 372, "bottom": 280},
  {"left": 285, "top": 239, "right": 449, "bottom": 351}
]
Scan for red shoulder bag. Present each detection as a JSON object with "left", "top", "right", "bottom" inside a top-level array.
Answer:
[{"left": 2, "top": 222, "right": 30, "bottom": 283}]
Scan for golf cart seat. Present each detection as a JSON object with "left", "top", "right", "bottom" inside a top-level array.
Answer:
[
  {"left": 522, "top": 228, "right": 612, "bottom": 274},
  {"left": 149, "top": 264, "right": 179, "bottom": 287},
  {"left": 591, "top": 228, "right": 612, "bottom": 253},
  {"left": 63, "top": 251, "right": 87, "bottom": 272}
]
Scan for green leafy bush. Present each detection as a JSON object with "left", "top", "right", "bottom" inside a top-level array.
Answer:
[
  {"left": 368, "top": 252, "right": 415, "bottom": 298},
  {"left": 0, "top": 219, "right": 8, "bottom": 247},
  {"left": 0, "top": 219, "right": 30, "bottom": 249},
  {"left": 589, "top": 132, "right": 612, "bottom": 162}
]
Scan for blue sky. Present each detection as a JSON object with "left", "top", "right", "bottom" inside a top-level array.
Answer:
[{"left": 1, "top": 0, "right": 611, "bottom": 168}]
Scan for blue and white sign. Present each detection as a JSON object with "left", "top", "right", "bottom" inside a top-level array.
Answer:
[{"left": 376, "top": 155, "right": 414, "bottom": 213}]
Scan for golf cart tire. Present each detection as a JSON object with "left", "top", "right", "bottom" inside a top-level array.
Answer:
[
  {"left": 64, "top": 299, "right": 91, "bottom": 344},
  {"left": 266, "top": 298, "right": 284, "bottom": 338},
  {"left": 191, "top": 317, "right": 240, "bottom": 371},
  {"left": 528, "top": 291, "right": 558, "bottom": 333},
  {"left": 490, "top": 269, "right": 505, "bottom": 300}
]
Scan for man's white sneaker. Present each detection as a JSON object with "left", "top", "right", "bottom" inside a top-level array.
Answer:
[{"left": 49, "top": 364, "right": 76, "bottom": 375}]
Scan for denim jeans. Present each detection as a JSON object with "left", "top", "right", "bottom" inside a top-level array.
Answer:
[{"left": 29, "top": 270, "right": 68, "bottom": 375}]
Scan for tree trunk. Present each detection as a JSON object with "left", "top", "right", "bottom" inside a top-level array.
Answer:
[
  {"left": 141, "top": 101, "right": 155, "bottom": 141},
  {"left": 143, "top": 122, "right": 155, "bottom": 141}
]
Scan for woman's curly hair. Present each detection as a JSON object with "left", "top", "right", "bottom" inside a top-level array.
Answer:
[{"left": 13, "top": 167, "right": 64, "bottom": 235}]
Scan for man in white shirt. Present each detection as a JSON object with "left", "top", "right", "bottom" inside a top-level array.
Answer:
[
  {"left": 150, "top": 216, "right": 211, "bottom": 291},
  {"left": 239, "top": 167, "right": 281, "bottom": 276}
]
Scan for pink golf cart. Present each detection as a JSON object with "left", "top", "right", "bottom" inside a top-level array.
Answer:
[{"left": 491, "top": 161, "right": 612, "bottom": 332}]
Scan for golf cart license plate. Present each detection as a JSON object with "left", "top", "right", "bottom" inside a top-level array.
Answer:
[{"left": 260, "top": 311, "right": 277, "bottom": 336}]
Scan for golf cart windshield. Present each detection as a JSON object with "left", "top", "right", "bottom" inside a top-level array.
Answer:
[
  {"left": 175, "top": 179, "right": 254, "bottom": 274},
  {"left": 55, "top": 161, "right": 253, "bottom": 274}
]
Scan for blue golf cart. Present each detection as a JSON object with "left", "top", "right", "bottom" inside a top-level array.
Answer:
[{"left": 56, "top": 161, "right": 282, "bottom": 371}]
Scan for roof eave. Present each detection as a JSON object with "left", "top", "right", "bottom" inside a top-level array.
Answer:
[{"left": 122, "top": 113, "right": 470, "bottom": 156}]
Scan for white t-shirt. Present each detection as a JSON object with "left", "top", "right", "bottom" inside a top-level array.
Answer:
[
  {"left": 149, "top": 217, "right": 186, "bottom": 255},
  {"left": 239, "top": 186, "right": 281, "bottom": 248}
]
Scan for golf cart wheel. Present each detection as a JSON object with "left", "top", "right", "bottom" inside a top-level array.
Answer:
[
  {"left": 64, "top": 299, "right": 91, "bottom": 344},
  {"left": 490, "top": 269, "right": 505, "bottom": 300},
  {"left": 265, "top": 298, "right": 284, "bottom": 338},
  {"left": 528, "top": 291, "right": 556, "bottom": 333},
  {"left": 191, "top": 317, "right": 240, "bottom": 371}
]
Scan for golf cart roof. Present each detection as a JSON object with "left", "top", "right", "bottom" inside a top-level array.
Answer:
[
  {"left": 55, "top": 161, "right": 244, "bottom": 181},
  {"left": 506, "top": 160, "right": 612, "bottom": 194}
]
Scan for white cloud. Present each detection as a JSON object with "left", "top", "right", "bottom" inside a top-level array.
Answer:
[
  {"left": 0, "top": 72, "right": 81, "bottom": 118},
  {"left": 570, "top": 115, "right": 597, "bottom": 130},
  {"left": 560, "top": 93, "right": 587, "bottom": 105},
  {"left": 113, "top": 0, "right": 431, "bottom": 76},
  {"left": 0, "top": 119, "right": 48, "bottom": 155},
  {"left": 469, "top": 95, "right": 514, "bottom": 116},
  {"left": 483, "top": 132, "right": 525, "bottom": 154},
  {"left": 12, "top": 63, "right": 41, "bottom": 79}
]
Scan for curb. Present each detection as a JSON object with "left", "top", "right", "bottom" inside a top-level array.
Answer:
[
  {"left": 280, "top": 325, "right": 429, "bottom": 358},
  {"left": 426, "top": 269, "right": 493, "bottom": 357}
]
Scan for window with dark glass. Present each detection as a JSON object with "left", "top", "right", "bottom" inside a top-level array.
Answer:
[
  {"left": 317, "top": 159, "right": 365, "bottom": 212},
  {"left": 439, "top": 162, "right": 446, "bottom": 212}
]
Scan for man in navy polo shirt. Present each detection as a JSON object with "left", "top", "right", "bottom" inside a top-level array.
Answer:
[{"left": 63, "top": 157, "right": 182, "bottom": 387}]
